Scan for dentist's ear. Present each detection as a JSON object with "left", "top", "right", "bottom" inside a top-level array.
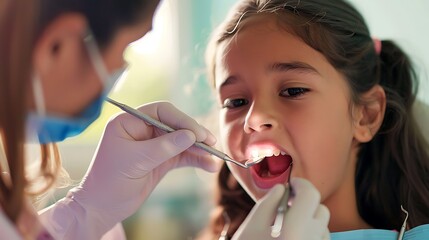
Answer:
[
  {"left": 32, "top": 13, "right": 88, "bottom": 78},
  {"left": 353, "top": 85, "right": 386, "bottom": 143},
  {"left": 31, "top": 13, "right": 97, "bottom": 116}
]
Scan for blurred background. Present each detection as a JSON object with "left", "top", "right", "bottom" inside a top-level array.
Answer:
[{"left": 45, "top": 0, "right": 429, "bottom": 239}]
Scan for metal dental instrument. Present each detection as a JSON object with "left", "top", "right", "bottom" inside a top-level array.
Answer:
[
  {"left": 245, "top": 156, "right": 265, "bottom": 166},
  {"left": 106, "top": 97, "right": 263, "bottom": 168},
  {"left": 271, "top": 162, "right": 293, "bottom": 238},
  {"left": 219, "top": 211, "right": 231, "bottom": 240},
  {"left": 397, "top": 205, "right": 409, "bottom": 240}
]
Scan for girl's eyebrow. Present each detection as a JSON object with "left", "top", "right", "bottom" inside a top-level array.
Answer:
[
  {"left": 218, "top": 76, "right": 238, "bottom": 90},
  {"left": 218, "top": 61, "right": 320, "bottom": 90},
  {"left": 270, "top": 61, "right": 320, "bottom": 75}
]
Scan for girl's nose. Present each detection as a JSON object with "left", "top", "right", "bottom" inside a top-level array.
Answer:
[{"left": 244, "top": 101, "right": 279, "bottom": 134}]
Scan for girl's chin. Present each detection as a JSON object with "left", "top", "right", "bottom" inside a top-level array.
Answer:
[
  {"left": 249, "top": 182, "right": 287, "bottom": 200},
  {"left": 235, "top": 175, "right": 270, "bottom": 201}
]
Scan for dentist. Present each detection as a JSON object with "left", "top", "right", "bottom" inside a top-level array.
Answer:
[{"left": 0, "top": 0, "right": 219, "bottom": 239}]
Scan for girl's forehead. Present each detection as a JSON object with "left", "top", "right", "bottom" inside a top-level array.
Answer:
[
  {"left": 234, "top": 14, "right": 291, "bottom": 37},
  {"left": 217, "top": 15, "right": 303, "bottom": 60},
  {"left": 214, "top": 16, "right": 345, "bottom": 92},
  {"left": 215, "top": 18, "right": 314, "bottom": 69},
  {"left": 238, "top": 13, "right": 302, "bottom": 36}
]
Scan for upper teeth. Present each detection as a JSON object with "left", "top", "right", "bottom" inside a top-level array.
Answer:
[{"left": 251, "top": 149, "right": 287, "bottom": 160}]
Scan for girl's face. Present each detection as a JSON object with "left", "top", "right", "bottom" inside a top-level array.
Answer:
[{"left": 215, "top": 16, "right": 362, "bottom": 205}]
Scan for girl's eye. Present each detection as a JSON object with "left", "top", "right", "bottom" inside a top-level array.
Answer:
[
  {"left": 222, "top": 98, "right": 249, "bottom": 109},
  {"left": 280, "top": 87, "right": 309, "bottom": 98}
]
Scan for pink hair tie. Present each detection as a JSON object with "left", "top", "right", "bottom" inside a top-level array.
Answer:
[{"left": 373, "top": 38, "right": 382, "bottom": 55}]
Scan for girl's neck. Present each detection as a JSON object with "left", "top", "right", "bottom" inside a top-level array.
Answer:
[
  {"left": 325, "top": 194, "right": 373, "bottom": 232},
  {"left": 324, "top": 157, "right": 373, "bottom": 232}
]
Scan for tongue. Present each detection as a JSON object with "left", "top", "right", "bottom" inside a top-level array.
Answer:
[{"left": 266, "top": 155, "right": 292, "bottom": 175}]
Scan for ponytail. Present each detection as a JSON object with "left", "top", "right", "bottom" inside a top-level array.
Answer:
[{"left": 356, "top": 40, "right": 429, "bottom": 229}]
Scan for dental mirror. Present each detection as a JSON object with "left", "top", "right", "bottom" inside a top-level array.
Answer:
[
  {"left": 244, "top": 155, "right": 265, "bottom": 167},
  {"left": 242, "top": 150, "right": 266, "bottom": 167}
]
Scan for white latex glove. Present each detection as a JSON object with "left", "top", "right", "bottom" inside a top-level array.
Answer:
[
  {"left": 232, "top": 178, "right": 330, "bottom": 240},
  {"left": 39, "top": 101, "right": 219, "bottom": 240}
]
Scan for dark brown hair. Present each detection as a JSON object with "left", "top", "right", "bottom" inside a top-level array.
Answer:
[
  {"left": 204, "top": 0, "right": 429, "bottom": 238},
  {"left": 37, "top": 0, "right": 160, "bottom": 48},
  {"left": 0, "top": 0, "right": 159, "bottom": 224}
]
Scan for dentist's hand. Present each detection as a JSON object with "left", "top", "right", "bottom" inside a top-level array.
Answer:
[
  {"left": 39, "top": 101, "right": 219, "bottom": 240},
  {"left": 232, "top": 178, "right": 330, "bottom": 240}
]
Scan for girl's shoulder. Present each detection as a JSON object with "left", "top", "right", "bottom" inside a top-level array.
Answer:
[{"left": 330, "top": 224, "right": 429, "bottom": 240}]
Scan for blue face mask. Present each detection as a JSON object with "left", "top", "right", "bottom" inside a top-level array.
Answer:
[{"left": 27, "top": 30, "right": 126, "bottom": 144}]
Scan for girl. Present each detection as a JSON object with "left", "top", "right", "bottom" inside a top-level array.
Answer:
[{"left": 203, "top": 0, "right": 429, "bottom": 239}]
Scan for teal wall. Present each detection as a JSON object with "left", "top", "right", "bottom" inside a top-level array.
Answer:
[{"left": 171, "top": 0, "right": 237, "bottom": 117}]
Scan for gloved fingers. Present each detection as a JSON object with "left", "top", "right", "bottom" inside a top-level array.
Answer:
[
  {"left": 126, "top": 129, "right": 197, "bottom": 172},
  {"left": 286, "top": 178, "right": 321, "bottom": 221},
  {"left": 161, "top": 151, "right": 220, "bottom": 173},
  {"left": 232, "top": 185, "right": 285, "bottom": 239},
  {"left": 199, "top": 124, "right": 217, "bottom": 146},
  {"left": 314, "top": 204, "right": 330, "bottom": 226},
  {"left": 283, "top": 217, "right": 329, "bottom": 240},
  {"left": 285, "top": 219, "right": 323, "bottom": 240},
  {"left": 314, "top": 205, "right": 330, "bottom": 239},
  {"left": 106, "top": 102, "right": 217, "bottom": 148},
  {"left": 245, "top": 185, "right": 285, "bottom": 226},
  {"left": 104, "top": 109, "right": 157, "bottom": 141},
  {"left": 306, "top": 222, "right": 330, "bottom": 240},
  {"left": 322, "top": 228, "right": 331, "bottom": 240},
  {"left": 137, "top": 101, "right": 217, "bottom": 144}
]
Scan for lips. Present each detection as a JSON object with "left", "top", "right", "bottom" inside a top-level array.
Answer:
[{"left": 250, "top": 154, "right": 292, "bottom": 189}]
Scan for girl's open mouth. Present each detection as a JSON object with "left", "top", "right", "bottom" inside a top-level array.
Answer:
[{"left": 249, "top": 153, "right": 293, "bottom": 189}]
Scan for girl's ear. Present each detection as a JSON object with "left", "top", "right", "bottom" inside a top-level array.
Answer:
[
  {"left": 353, "top": 85, "right": 386, "bottom": 143},
  {"left": 32, "top": 13, "right": 87, "bottom": 79}
]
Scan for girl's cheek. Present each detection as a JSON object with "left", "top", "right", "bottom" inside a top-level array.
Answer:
[{"left": 220, "top": 121, "right": 235, "bottom": 151}]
